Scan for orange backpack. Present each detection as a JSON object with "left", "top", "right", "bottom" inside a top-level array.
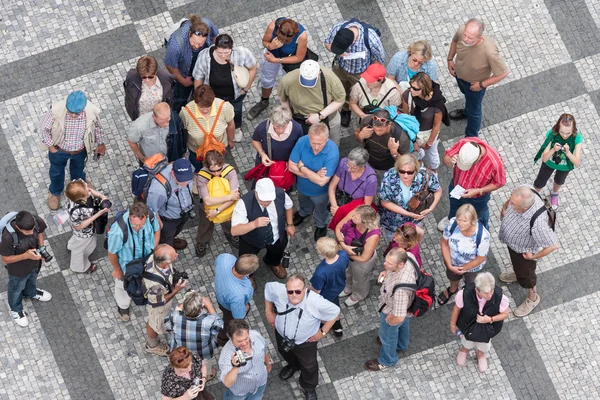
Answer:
[{"left": 184, "top": 101, "right": 226, "bottom": 161}]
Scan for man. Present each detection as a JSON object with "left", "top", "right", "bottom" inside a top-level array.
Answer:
[
  {"left": 289, "top": 123, "right": 339, "bottom": 241},
  {"left": 0, "top": 211, "right": 52, "bottom": 327},
  {"left": 231, "top": 178, "right": 295, "bottom": 280},
  {"left": 127, "top": 102, "right": 186, "bottom": 164},
  {"left": 107, "top": 202, "right": 161, "bottom": 321},
  {"left": 438, "top": 137, "right": 506, "bottom": 231},
  {"left": 214, "top": 253, "right": 259, "bottom": 347},
  {"left": 170, "top": 291, "right": 223, "bottom": 379},
  {"left": 364, "top": 248, "right": 417, "bottom": 371},
  {"left": 40, "top": 91, "right": 107, "bottom": 210},
  {"left": 146, "top": 158, "right": 194, "bottom": 250},
  {"left": 324, "top": 19, "right": 386, "bottom": 127},
  {"left": 265, "top": 274, "right": 340, "bottom": 400},
  {"left": 498, "top": 185, "right": 558, "bottom": 317},
  {"left": 277, "top": 60, "right": 345, "bottom": 144},
  {"left": 447, "top": 18, "right": 508, "bottom": 137},
  {"left": 218, "top": 319, "right": 272, "bottom": 400},
  {"left": 142, "top": 244, "right": 186, "bottom": 356}
]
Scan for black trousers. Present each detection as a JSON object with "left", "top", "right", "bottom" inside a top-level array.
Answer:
[
  {"left": 238, "top": 235, "right": 288, "bottom": 267},
  {"left": 159, "top": 215, "right": 189, "bottom": 246},
  {"left": 276, "top": 331, "right": 319, "bottom": 391},
  {"left": 216, "top": 302, "right": 234, "bottom": 347}
]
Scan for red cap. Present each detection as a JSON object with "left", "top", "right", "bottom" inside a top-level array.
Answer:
[{"left": 361, "top": 63, "right": 387, "bottom": 83}]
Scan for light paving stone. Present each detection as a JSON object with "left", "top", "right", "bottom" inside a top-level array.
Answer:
[
  {"left": 574, "top": 53, "right": 600, "bottom": 92},
  {"left": 134, "top": 11, "right": 175, "bottom": 53}
]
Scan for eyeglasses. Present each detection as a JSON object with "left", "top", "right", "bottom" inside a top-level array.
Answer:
[
  {"left": 193, "top": 31, "right": 208, "bottom": 37},
  {"left": 410, "top": 56, "right": 425, "bottom": 66},
  {"left": 287, "top": 289, "right": 303, "bottom": 295},
  {"left": 410, "top": 85, "right": 422, "bottom": 91},
  {"left": 372, "top": 115, "right": 389, "bottom": 124},
  {"left": 141, "top": 75, "right": 155, "bottom": 80},
  {"left": 278, "top": 31, "right": 295, "bottom": 38},
  {"left": 398, "top": 169, "right": 415, "bottom": 175}
]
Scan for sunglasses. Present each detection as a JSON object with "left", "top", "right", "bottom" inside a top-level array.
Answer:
[
  {"left": 287, "top": 289, "right": 303, "bottom": 295},
  {"left": 208, "top": 166, "right": 224, "bottom": 173},
  {"left": 141, "top": 75, "right": 155, "bottom": 80},
  {"left": 278, "top": 31, "right": 295, "bottom": 38},
  {"left": 398, "top": 169, "right": 415, "bottom": 175},
  {"left": 410, "top": 85, "right": 422, "bottom": 91},
  {"left": 193, "top": 31, "right": 209, "bottom": 37},
  {"left": 176, "top": 351, "right": 191, "bottom": 364},
  {"left": 217, "top": 37, "right": 232, "bottom": 46},
  {"left": 372, "top": 115, "right": 389, "bottom": 124}
]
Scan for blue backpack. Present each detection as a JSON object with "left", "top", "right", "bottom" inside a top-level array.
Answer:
[
  {"left": 0, "top": 212, "right": 39, "bottom": 253},
  {"left": 449, "top": 220, "right": 484, "bottom": 249},
  {"left": 379, "top": 105, "right": 419, "bottom": 151}
]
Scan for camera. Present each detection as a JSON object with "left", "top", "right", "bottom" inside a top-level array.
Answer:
[
  {"left": 180, "top": 204, "right": 197, "bottom": 219},
  {"left": 36, "top": 245, "right": 53, "bottom": 262},
  {"left": 280, "top": 336, "right": 296, "bottom": 353},
  {"left": 282, "top": 248, "right": 290, "bottom": 269},
  {"left": 172, "top": 268, "right": 189, "bottom": 284},
  {"left": 90, "top": 197, "right": 111, "bottom": 235},
  {"left": 234, "top": 349, "right": 253, "bottom": 366},
  {"left": 552, "top": 148, "right": 563, "bottom": 164}
]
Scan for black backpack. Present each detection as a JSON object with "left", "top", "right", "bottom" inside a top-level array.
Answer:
[
  {"left": 340, "top": 18, "right": 381, "bottom": 56},
  {"left": 383, "top": 257, "right": 435, "bottom": 317},
  {"left": 529, "top": 189, "right": 556, "bottom": 235},
  {"left": 124, "top": 257, "right": 171, "bottom": 306}
]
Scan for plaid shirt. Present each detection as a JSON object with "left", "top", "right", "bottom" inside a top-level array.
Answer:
[
  {"left": 378, "top": 254, "right": 417, "bottom": 318},
  {"left": 324, "top": 21, "right": 386, "bottom": 74},
  {"left": 169, "top": 309, "right": 223, "bottom": 359},
  {"left": 445, "top": 138, "right": 506, "bottom": 193},
  {"left": 40, "top": 110, "right": 106, "bottom": 151}
]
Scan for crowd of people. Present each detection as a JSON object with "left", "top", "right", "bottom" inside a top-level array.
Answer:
[{"left": 0, "top": 12, "right": 585, "bottom": 400}]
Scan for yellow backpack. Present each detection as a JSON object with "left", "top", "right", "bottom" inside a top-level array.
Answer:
[{"left": 198, "top": 165, "right": 236, "bottom": 224}]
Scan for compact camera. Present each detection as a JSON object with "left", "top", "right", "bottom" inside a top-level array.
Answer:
[
  {"left": 35, "top": 245, "right": 53, "bottom": 262},
  {"left": 280, "top": 336, "right": 296, "bottom": 353},
  {"left": 234, "top": 349, "right": 253, "bottom": 366},
  {"left": 172, "top": 268, "right": 189, "bottom": 284},
  {"left": 180, "top": 205, "right": 197, "bottom": 219}
]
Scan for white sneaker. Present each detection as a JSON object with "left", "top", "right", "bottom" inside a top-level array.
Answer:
[
  {"left": 11, "top": 311, "right": 29, "bottom": 327},
  {"left": 32, "top": 289, "right": 52, "bottom": 302},
  {"left": 345, "top": 296, "right": 360, "bottom": 307},
  {"left": 437, "top": 216, "right": 449, "bottom": 232},
  {"left": 234, "top": 128, "right": 244, "bottom": 143}
]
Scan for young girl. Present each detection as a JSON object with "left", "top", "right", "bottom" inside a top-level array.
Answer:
[
  {"left": 384, "top": 222, "right": 424, "bottom": 267},
  {"left": 533, "top": 113, "right": 583, "bottom": 210},
  {"left": 65, "top": 180, "right": 110, "bottom": 273}
]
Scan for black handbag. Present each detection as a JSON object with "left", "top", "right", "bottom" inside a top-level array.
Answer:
[
  {"left": 282, "top": 48, "right": 319, "bottom": 73},
  {"left": 349, "top": 227, "right": 369, "bottom": 256},
  {"left": 335, "top": 170, "right": 376, "bottom": 207},
  {"left": 357, "top": 81, "right": 397, "bottom": 114}
]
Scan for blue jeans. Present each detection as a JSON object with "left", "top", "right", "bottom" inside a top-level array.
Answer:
[
  {"left": 222, "top": 94, "right": 246, "bottom": 129},
  {"left": 7, "top": 269, "right": 39, "bottom": 313},
  {"left": 224, "top": 383, "right": 267, "bottom": 400},
  {"left": 171, "top": 82, "right": 194, "bottom": 113},
  {"left": 448, "top": 181, "right": 491, "bottom": 230},
  {"left": 48, "top": 150, "right": 87, "bottom": 195},
  {"left": 456, "top": 77, "right": 487, "bottom": 137},
  {"left": 378, "top": 312, "right": 410, "bottom": 367}
]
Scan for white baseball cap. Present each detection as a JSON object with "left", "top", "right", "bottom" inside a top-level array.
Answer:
[
  {"left": 299, "top": 60, "right": 320, "bottom": 88},
  {"left": 255, "top": 178, "right": 276, "bottom": 201},
  {"left": 456, "top": 142, "right": 481, "bottom": 171}
]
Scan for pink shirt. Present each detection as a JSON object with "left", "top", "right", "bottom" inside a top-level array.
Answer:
[{"left": 455, "top": 289, "right": 509, "bottom": 314}]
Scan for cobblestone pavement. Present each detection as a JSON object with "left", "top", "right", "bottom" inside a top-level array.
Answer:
[{"left": 1, "top": 0, "right": 599, "bottom": 399}]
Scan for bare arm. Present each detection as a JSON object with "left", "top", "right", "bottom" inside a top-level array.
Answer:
[
  {"left": 128, "top": 140, "right": 146, "bottom": 162},
  {"left": 231, "top": 219, "right": 258, "bottom": 237},
  {"left": 327, "top": 175, "right": 341, "bottom": 209},
  {"left": 449, "top": 304, "right": 461, "bottom": 333},
  {"left": 531, "top": 243, "right": 559, "bottom": 260},
  {"left": 480, "top": 70, "right": 508, "bottom": 88},
  {"left": 440, "top": 237, "right": 453, "bottom": 269},
  {"left": 194, "top": 79, "right": 204, "bottom": 91}
]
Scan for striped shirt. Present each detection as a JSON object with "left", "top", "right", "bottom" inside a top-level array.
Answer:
[
  {"left": 163, "top": 19, "right": 219, "bottom": 78},
  {"left": 378, "top": 253, "right": 417, "bottom": 318},
  {"left": 169, "top": 308, "right": 223, "bottom": 359},
  {"left": 445, "top": 138, "right": 506, "bottom": 194},
  {"left": 324, "top": 21, "right": 386, "bottom": 74},
  {"left": 499, "top": 189, "right": 558, "bottom": 253},
  {"left": 106, "top": 211, "right": 160, "bottom": 271},
  {"left": 40, "top": 110, "right": 106, "bottom": 151},
  {"left": 218, "top": 330, "right": 269, "bottom": 397},
  {"left": 179, "top": 99, "right": 234, "bottom": 152}
]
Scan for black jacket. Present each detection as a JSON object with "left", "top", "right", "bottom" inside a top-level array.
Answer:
[
  {"left": 456, "top": 283, "right": 504, "bottom": 343},
  {"left": 123, "top": 69, "right": 175, "bottom": 121}
]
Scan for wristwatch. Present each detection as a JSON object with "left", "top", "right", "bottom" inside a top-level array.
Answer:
[
  {"left": 320, "top": 328, "right": 327, "bottom": 336},
  {"left": 318, "top": 112, "right": 324, "bottom": 121}
]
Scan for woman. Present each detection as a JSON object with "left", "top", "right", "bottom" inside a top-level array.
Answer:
[
  {"left": 195, "top": 150, "right": 240, "bottom": 257},
  {"left": 164, "top": 14, "right": 219, "bottom": 113},
  {"left": 383, "top": 222, "right": 424, "bottom": 267},
  {"left": 349, "top": 63, "right": 400, "bottom": 120},
  {"left": 248, "top": 17, "right": 310, "bottom": 119},
  {"left": 401, "top": 72, "right": 450, "bottom": 171},
  {"left": 161, "top": 346, "right": 213, "bottom": 400},
  {"left": 327, "top": 147, "right": 378, "bottom": 230},
  {"left": 438, "top": 204, "right": 490, "bottom": 305},
  {"left": 379, "top": 154, "right": 442, "bottom": 240},
  {"left": 387, "top": 40, "right": 437, "bottom": 91},
  {"left": 192, "top": 34, "right": 257, "bottom": 142},
  {"left": 124, "top": 55, "right": 175, "bottom": 121},
  {"left": 251, "top": 106, "right": 303, "bottom": 167},
  {"left": 65, "top": 179, "right": 110, "bottom": 274},
  {"left": 179, "top": 84, "right": 235, "bottom": 173},
  {"left": 449, "top": 272, "right": 509, "bottom": 372},
  {"left": 533, "top": 113, "right": 583, "bottom": 210},
  {"left": 335, "top": 205, "right": 381, "bottom": 307}
]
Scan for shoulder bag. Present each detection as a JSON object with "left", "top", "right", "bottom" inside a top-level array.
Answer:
[
  {"left": 335, "top": 170, "right": 377, "bottom": 206},
  {"left": 265, "top": 120, "right": 296, "bottom": 191},
  {"left": 406, "top": 169, "right": 435, "bottom": 214}
]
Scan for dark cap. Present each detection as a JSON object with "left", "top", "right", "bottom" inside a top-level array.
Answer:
[{"left": 331, "top": 28, "right": 354, "bottom": 55}]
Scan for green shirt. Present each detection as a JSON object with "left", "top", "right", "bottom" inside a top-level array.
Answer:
[{"left": 542, "top": 130, "right": 583, "bottom": 171}]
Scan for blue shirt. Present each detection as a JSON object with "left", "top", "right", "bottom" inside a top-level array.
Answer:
[
  {"left": 107, "top": 211, "right": 160, "bottom": 271},
  {"left": 164, "top": 19, "right": 219, "bottom": 78},
  {"left": 272, "top": 18, "right": 306, "bottom": 58},
  {"left": 214, "top": 253, "right": 254, "bottom": 318},
  {"left": 146, "top": 164, "right": 195, "bottom": 220},
  {"left": 169, "top": 309, "right": 223, "bottom": 359},
  {"left": 387, "top": 50, "right": 438, "bottom": 82},
  {"left": 289, "top": 135, "right": 339, "bottom": 196},
  {"left": 324, "top": 21, "right": 386, "bottom": 74},
  {"left": 310, "top": 251, "right": 349, "bottom": 302}
]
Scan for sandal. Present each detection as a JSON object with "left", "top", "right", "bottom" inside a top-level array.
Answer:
[
  {"left": 84, "top": 263, "right": 98, "bottom": 274},
  {"left": 437, "top": 286, "right": 457, "bottom": 305}
]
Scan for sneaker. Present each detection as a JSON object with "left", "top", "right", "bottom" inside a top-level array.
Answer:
[
  {"left": 332, "top": 328, "right": 343, "bottom": 337},
  {"left": 144, "top": 341, "right": 170, "bottom": 357},
  {"left": 550, "top": 193, "right": 559, "bottom": 211},
  {"left": 437, "top": 216, "right": 449, "bottom": 232},
  {"left": 340, "top": 110, "right": 351, "bottom": 127},
  {"left": 234, "top": 128, "right": 244, "bottom": 143},
  {"left": 477, "top": 352, "right": 488, "bottom": 372},
  {"left": 339, "top": 288, "right": 351, "bottom": 298},
  {"left": 195, "top": 243, "right": 208, "bottom": 257},
  {"left": 248, "top": 99, "right": 269, "bottom": 120},
  {"left": 513, "top": 294, "right": 540, "bottom": 317},
  {"left": 117, "top": 307, "right": 130, "bottom": 322},
  {"left": 344, "top": 295, "right": 360, "bottom": 307},
  {"left": 32, "top": 289, "right": 52, "bottom": 302},
  {"left": 48, "top": 194, "right": 60, "bottom": 210},
  {"left": 11, "top": 311, "right": 29, "bottom": 327},
  {"left": 498, "top": 271, "right": 517, "bottom": 283}
]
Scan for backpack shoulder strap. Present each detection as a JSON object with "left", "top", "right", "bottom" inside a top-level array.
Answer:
[
  {"left": 198, "top": 170, "right": 212, "bottom": 180},
  {"left": 116, "top": 212, "right": 129, "bottom": 246},
  {"left": 154, "top": 173, "right": 172, "bottom": 200},
  {"left": 530, "top": 206, "right": 547, "bottom": 236},
  {"left": 142, "top": 271, "right": 172, "bottom": 293},
  {"left": 390, "top": 257, "right": 420, "bottom": 294},
  {"left": 211, "top": 100, "right": 226, "bottom": 136},
  {"left": 378, "top": 86, "right": 397, "bottom": 105},
  {"left": 266, "top": 120, "right": 272, "bottom": 159},
  {"left": 184, "top": 106, "right": 210, "bottom": 137},
  {"left": 449, "top": 220, "right": 458, "bottom": 235},
  {"left": 221, "top": 165, "right": 235, "bottom": 178},
  {"left": 475, "top": 221, "right": 484, "bottom": 249},
  {"left": 319, "top": 70, "right": 328, "bottom": 113},
  {"left": 358, "top": 81, "right": 370, "bottom": 103}
]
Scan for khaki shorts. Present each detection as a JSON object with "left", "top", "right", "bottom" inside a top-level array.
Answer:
[{"left": 146, "top": 301, "right": 173, "bottom": 334}]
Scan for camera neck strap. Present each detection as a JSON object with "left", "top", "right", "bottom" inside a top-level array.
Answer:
[
  {"left": 127, "top": 220, "right": 146, "bottom": 259},
  {"left": 281, "top": 290, "right": 310, "bottom": 340},
  {"left": 174, "top": 186, "right": 193, "bottom": 210}
]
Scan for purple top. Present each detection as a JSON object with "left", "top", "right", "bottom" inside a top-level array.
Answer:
[
  {"left": 341, "top": 221, "right": 381, "bottom": 245},
  {"left": 389, "top": 241, "right": 423, "bottom": 267},
  {"left": 335, "top": 158, "right": 378, "bottom": 199}
]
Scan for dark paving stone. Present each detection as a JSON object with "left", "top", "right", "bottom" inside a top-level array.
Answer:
[
  {"left": 590, "top": 89, "right": 600, "bottom": 115},
  {"left": 493, "top": 318, "right": 560, "bottom": 400},
  {"left": 34, "top": 272, "right": 115, "bottom": 400},
  {"left": 545, "top": 0, "right": 600, "bottom": 60},
  {"left": 123, "top": 0, "right": 168, "bottom": 21},
  {"left": 0, "top": 25, "right": 145, "bottom": 103}
]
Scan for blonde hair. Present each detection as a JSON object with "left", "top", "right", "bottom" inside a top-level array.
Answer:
[
  {"left": 394, "top": 153, "right": 420, "bottom": 174},
  {"left": 407, "top": 40, "right": 433, "bottom": 61},
  {"left": 316, "top": 237, "right": 339, "bottom": 258},
  {"left": 455, "top": 204, "right": 478, "bottom": 226},
  {"left": 65, "top": 180, "right": 88, "bottom": 202},
  {"left": 354, "top": 205, "right": 380, "bottom": 230}
]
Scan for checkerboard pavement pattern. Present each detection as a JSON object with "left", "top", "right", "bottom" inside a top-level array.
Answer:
[{"left": 0, "top": 0, "right": 599, "bottom": 399}]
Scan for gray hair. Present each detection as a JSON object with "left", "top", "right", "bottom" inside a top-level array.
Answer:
[
  {"left": 270, "top": 105, "right": 292, "bottom": 126},
  {"left": 512, "top": 185, "right": 535, "bottom": 210},
  {"left": 387, "top": 247, "right": 408, "bottom": 266},
  {"left": 182, "top": 291, "right": 204, "bottom": 318},
  {"left": 308, "top": 122, "right": 329, "bottom": 138},
  {"left": 153, "top": 244, "right": 173, "bottom": 265},
  {"left": 287, "top": 273, "right": 307, "bottom": 287},
  {"left": 465, "top": 18, "right": 485, "bottom": 36},
  {"left": 347, "top": 147, "right": 369, "bottom": 168},
  {"left": 474, "top": 272, "right": 495, "bottom": 294}
]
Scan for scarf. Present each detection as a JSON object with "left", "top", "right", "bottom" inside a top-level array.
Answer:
[
  {"left": 411, "top": 82, "right": 451, "bottom": 127},
  {"left": 533, "top": 130, "right": 577, "bottom": 170}
]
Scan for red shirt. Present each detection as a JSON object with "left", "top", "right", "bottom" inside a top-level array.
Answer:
[{"left": 445, "top": 138, "right": 506, "bottom": 194}]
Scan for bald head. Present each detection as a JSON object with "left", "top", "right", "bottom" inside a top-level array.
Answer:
[
  {"left": 154, "top": 244, "right": 177, "bottom": 266},
  {"left": 153, "top": 102, "right": 171, "bottom": 127}
]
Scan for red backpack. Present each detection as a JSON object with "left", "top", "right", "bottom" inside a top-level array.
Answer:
[{"left": 384, "top": 257, "right": 435, "bottom": 317}]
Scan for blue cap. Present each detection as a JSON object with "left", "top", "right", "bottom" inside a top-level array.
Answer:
[
  {"left": 65, "top": 91, "right": 87, "bottom": 113},
  {"left": 172, "top": 158, "right": 194, "bottom": 182}
]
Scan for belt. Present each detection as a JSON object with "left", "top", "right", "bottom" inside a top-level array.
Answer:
[{"left": 54, "top": 145, "right": 85, "bottom": 155}]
